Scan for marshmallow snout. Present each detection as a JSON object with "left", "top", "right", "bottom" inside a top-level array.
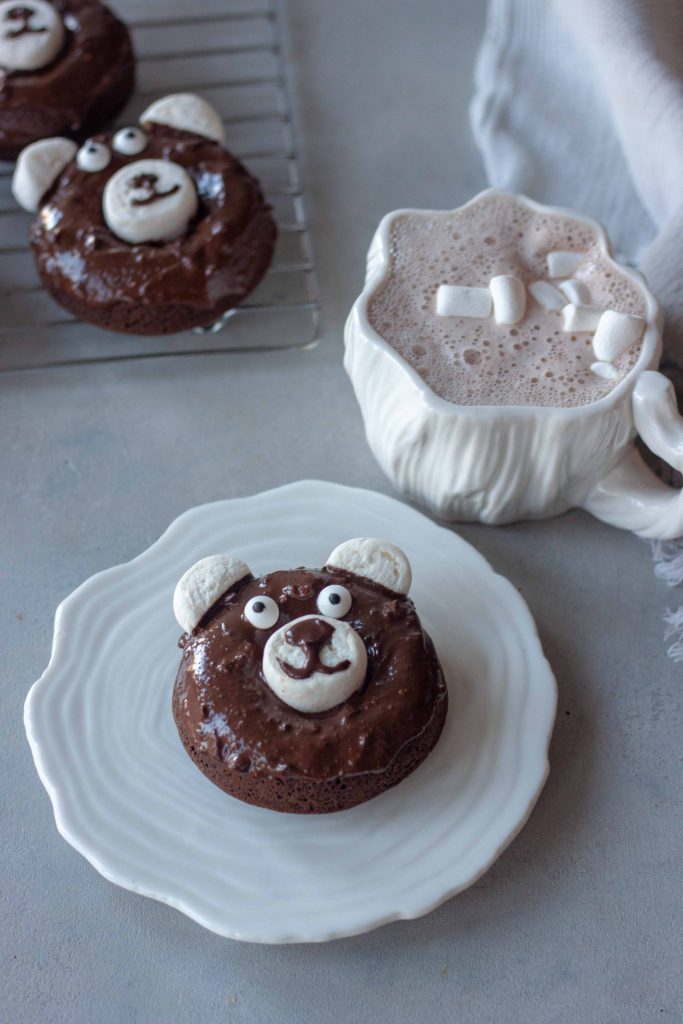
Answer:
[
  {"left": 262, "top": 614, "right": 367, "bottom": 713},
  {"left": 102, "top": 158, "right": 198, "bottom": 245},
  {"left": 0, "top": 0, "right": 65, "bottom": 72}
]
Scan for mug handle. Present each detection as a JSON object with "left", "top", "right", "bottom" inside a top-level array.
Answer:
[{"left": 581, "top": 371, "right": 683, "bottom": 539}]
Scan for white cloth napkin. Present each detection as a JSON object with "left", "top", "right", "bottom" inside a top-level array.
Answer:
[
  {"left": 472, "top": 0, "right": 683, "bottom": 343},
  {"left": 471, "top": 0, "right": 683, "bottom": 658}
]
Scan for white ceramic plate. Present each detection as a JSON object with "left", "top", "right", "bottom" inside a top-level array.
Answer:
[{"left": 25, "top": 481, "right": 556, "bottom": 943}]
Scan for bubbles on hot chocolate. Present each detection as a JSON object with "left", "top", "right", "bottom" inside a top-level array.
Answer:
[{"left": 367, "top": 193, "right": 648, "bottom": 408}]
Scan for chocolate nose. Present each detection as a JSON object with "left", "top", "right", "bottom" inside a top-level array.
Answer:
[
  {"left": 278, "top": 617, "right": 350, "bottom": 681},
  {"left": 128, "top": 172, "right": 181, "bottom": 207},
  {"left": 285, "top": 617, "right": 335, "bottom": 650}
]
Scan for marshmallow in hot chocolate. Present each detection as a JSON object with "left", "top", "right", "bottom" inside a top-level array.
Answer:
[{"left": 367, "top": 191, "right": 649, "bottom": 408}]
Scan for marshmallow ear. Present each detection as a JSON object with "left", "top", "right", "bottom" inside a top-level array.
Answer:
[
  {"left": 12, "top": 137, "right": 77, "bottom": 212},
  {"left": 140, "top": 93, "right": 225, "bottom": 144},
  {"left": 326, "top": 538, "right": 412, "bottom": 596},
  {"left": 173, "top": 554, "right": 251, "bottom": 633}
]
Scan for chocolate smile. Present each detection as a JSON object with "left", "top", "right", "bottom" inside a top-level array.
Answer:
[
  {"left": 128, "top": 173, "right": 181, "bottom": 207},
  {"left": 277, "top": 617, "right": 351, "bottom": 681},
  {"left": 4, "top": 6, "right": 47, "bottom": 37}
]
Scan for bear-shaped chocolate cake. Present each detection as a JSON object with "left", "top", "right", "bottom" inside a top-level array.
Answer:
[
  {"left": 172, "top": 538, "right": 448, "bottom": 813},
  {"left": 11, "top": 92, "right": 277, "bottom": 334},
  {"left": 0, "top": 0, "right": 134, "bottom": 160}
]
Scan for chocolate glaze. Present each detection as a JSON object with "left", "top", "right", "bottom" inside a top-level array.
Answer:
[
  {"left": 29, "top": 122, "right": 277, "bottom": 331},
  {"left": 174, "top": 566, "right": 447, "bottom": 782},
  {"left": 0, "top": 0, "right": 135, "bottom": 158}
]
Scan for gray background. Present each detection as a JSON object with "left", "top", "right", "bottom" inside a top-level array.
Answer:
[{"left": 2, "top": 1, "right": 681, "bottom": 1022}]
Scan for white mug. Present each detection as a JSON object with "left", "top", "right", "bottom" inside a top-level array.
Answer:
[{"left": 344, "top": 191, "right": 683, "bottom": 540}]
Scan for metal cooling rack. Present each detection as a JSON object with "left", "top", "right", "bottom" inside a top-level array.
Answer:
[{"left": 0, "top": 0, "right": 320, "bottom": 372}]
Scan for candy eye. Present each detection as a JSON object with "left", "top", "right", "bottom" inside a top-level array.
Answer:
[
  {"left": 113, "top": 127, "right": 147, "bottom": 156},
  {"left": 244, "top": 595, "right": 279, "bottom": 629},
  {"left": 317, "top": 585, "right": 352, "bottom": 619},
  {"left": 76, "top": 141, "right": 111, "bottom": 173}
]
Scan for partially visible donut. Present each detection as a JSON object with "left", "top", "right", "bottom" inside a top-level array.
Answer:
[{"left": 0, "top": 0, "right": 134, "bottom": 160}]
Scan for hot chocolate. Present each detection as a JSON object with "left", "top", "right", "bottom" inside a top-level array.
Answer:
[{"left": 367, "top": 192, "right": 648, "bottom": 408}]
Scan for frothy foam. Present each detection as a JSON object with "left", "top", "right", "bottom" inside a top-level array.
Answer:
[{"left": 367, "top": 193, "right": 648, "bottom": 408}]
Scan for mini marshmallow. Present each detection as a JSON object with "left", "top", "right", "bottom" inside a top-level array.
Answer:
[
  {"left": 436, "top": 284, "right": 492, "bottom": 319},
  {"left": 12, "top": 137, "right": 77, "bottom": 212},
  {"left": 173, "top": 554, "right": 251, "bottom": 633},
  {"left": 591, "top": 361, "right": 620, "bottom": 381},
  {"left": 559, "top": 278, "right": 590, "bottom": 305},
  {"left": 561, "top": 303, "right": 604, "bottom": 332},
  {"left": 140, "top": 93, "right": 225, "bottom": 144},
  {"left": 592, "top": 310, "right": 645, "bottom": 362},
  {"left": 0, "top": 0, "right": 65, "bottom": 72},
  {"left": 529, "top": 280, "right": 565, "bottom": 312},
  {"left": 489, "top": 274, "right": 526, "bottom": 325},
  {"left": 262, "top": 614, "right": 367, "bottom": 713},
  {"left": 326, "top": 538, "right": 412, "bottom": 595},
  {"left": 547, "top": 251, "right": 583, "bottom": 278},
  {"left": 102, "top": 158, "right": 198, "bottom": 245}
]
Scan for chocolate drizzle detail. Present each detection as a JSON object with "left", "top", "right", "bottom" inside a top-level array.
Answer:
[
  {"left": 277, "top": 617, "right": 351, "bottom": 680},
  {"left": 128, "top": 173, "right": 180, "bottom": 206},
  {"left": 4, "top": 6, "right": 47, "bottom": 38}
]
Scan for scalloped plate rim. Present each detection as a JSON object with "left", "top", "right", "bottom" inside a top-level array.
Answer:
[{"left": 24, "top": 479, "right": 557, "bottom": 943}]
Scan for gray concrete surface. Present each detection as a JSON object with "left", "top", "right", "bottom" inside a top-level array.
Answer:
[{"left": 1, "top": 2, "right": 681, "bottom": 1022}]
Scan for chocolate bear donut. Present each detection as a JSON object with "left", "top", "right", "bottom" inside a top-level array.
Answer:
[
  {"left": 0, "top": 0, "right": 134, "bottom": 160},
  {"left": 11, "top": 92, "right": 277, "bottom": 334},
  {"left": 172, "top": 539, "right": 448, "bottom": 814}
]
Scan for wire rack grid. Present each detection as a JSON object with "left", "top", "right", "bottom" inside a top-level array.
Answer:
[{"left": 0, "top": 0, "right": 320, "bottom": 373}]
